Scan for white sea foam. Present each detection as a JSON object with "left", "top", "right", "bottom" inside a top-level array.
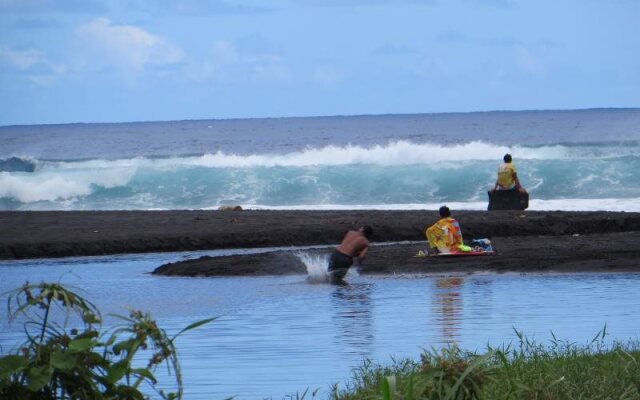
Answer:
[
  {"left": 189, "top": 140, "right": 640, "bottom": 166},
  {"left": 248, "top": 198, "right": 640, "bottom": 212},
  {"left": 528, "top": 198, "right": 640, "bottom": 212},
  {"left": 10, "top": 140, "right": 638, "bottom": 171},
  {"left": 175, "top": 141, "right": 570, "bottom": 167},
  {"left": 37, "top": 140, "right": 630, "bottom": 170},
  {"left": 0, "top": 168, "right": 135, "bottom": 203}
]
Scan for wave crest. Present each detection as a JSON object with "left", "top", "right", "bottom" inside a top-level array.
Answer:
[
  {"left": 0, "top": 157, "right": 36, "bottom": 172},
  {"left": 0, "top": 140, "right": 638, "bottom": 210}
]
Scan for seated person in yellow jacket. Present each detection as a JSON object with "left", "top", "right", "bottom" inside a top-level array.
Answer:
[
  {"left": 425, "top": 206, "right": 471, "bottom": 254},
  {"left": 493, "top": 153, "right": 527, "bottom": 193}
]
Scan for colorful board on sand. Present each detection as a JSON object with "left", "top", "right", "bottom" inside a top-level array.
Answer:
[
  {"left": 414, "top": 249, "right": 497, "bottom": 258},
  {"left": 433, "top": 250, "right": 496, "bottom": 257}
]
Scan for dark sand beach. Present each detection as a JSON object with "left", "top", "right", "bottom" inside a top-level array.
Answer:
[{"left": 2, "top": 210, "right": 640, "bottom": 276}]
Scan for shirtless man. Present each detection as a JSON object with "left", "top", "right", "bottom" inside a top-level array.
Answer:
[{"left": 327, "top": 225, "right": 373, "bottom": 283}]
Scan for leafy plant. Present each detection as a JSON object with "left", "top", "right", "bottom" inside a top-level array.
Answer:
[
  {"left": 419, "top": 346, "right": 494, "bottom": 400},
  {"left": 0, "top": 282, "right": 215, "bottom": 400}
]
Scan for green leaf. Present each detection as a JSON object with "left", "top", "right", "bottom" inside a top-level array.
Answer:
[
  {"left": 83, "top": 311, "right": 101, "bottom": 324},
  {"left": 131, "top": 368, "right": 157, "bottom": 384},
  {"left": 171, "top": 317, "right": 217, "bottom": 342},
  {"left": 444, "top": 351, "right": 493, "bottom": 400},
  {"left": 111, "top": 384, "right": 146, "bottom": 400},
  {"left": 27, "top": 366, "right": 52, "bottom": 391},
  {"left": 164, "top": 392, "right": 179, "bottom": 400},
  {"left": 51, "top": 350, "right": 76, "bottom": 371},
  {"left": 104, "top": 334, "right": 117, "bottom": 347},
  {"left": 68, "top": 337, "right": 96, "bottom": 352},
  {"left": 113, "top": 339, "right": 138, "bottom": 355},
  {"left": 106, "top": 360, "right": 130, "bottom": 385},
  {"left": 406, "top": 374, "right": 415, "bottom": 400},
  {"left": 380, "top": 375, "right": 396, "bottom": 400},
  {"left": 0, "top": 355, "right": 28, "bottom": 379}
]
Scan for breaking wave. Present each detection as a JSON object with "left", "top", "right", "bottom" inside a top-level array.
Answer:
[{"left": 1, "top": 140, "right": 639, "bottom": 211}]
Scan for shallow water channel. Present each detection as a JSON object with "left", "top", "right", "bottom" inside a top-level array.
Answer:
[{"left": 1, "top": 250, "right": 639, "bottom": 399}]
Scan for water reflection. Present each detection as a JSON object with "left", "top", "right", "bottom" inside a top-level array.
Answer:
[
  {"left": 469, "top": 276, "right": 494, "bottom": 322},
  {"left": 432, "top": 276, "right": 465, "bottom": 344},
  {"left": 331, "top": 283, "right": 374, "bottom": 356}
]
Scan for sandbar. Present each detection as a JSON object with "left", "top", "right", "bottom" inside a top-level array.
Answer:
[{"left": 1, "top": 210, "right": 639, "bottom": 275}]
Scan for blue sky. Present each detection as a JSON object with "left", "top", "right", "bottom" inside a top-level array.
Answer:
[{"left": 1, "top": 0, "right": 638, "bottom": 125}]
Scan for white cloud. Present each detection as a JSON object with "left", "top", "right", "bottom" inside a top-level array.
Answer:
[
  {"left": 0, "top": 45, "right": 43, "bottom": 70},
  {"left": 375, "top": 43, "right": 419, "bottom": 55},
  {"left": 313, "top": 64, "right": 345, "bottom": 85},
  {"left": 192, "top": 39, "right": 291, "bottom": 83},
  {"left": 211, "top": 40, "right": 240, "bottom": 65},
  {"left": 251, "top": 54, "right": 290, "bottom": 81},
  {"left": 515, "top": 45, "right": 547, "bottom": 75},
  {"left": 76, "top": 18, "right": 184, "bottom": 71},
  {"left": 413, "top": 56, "right": 450, "bottom": 77},
  {"left": 0, "top": 44, "right": 67, "bottom": 86}
]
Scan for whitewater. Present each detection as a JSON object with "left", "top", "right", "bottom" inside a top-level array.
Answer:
[{"left": 1, "top": 109, "right": 639, "bottom": 211}]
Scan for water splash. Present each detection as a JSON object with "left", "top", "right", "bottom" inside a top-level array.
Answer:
[{"left": 295, "top": 252, "right": 330, "bottom": 283}]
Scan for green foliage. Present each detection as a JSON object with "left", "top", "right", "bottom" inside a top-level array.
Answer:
[
  {"left": 331, "top": 327, "right": 640, "bottom": 400},
  {"left": 483, "top": 328, "right": 640, "bottom": 400},
  {"left": 333, "top": 348, "right": 494, "bottom": 400},
  {"left": 0, "top": 282, "right": 215, "bottom": 400}
]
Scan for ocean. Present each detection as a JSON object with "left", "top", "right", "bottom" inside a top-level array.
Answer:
[{"left": 1, "top": 108, "right": 639, "bottom": 211}]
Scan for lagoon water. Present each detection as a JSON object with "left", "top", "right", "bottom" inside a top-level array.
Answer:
[{"left": 1, "top": 250, "right": 639, "bottom": 399}]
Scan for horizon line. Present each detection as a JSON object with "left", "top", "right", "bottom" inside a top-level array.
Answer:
[{"left": 2, "top": 106, "right": 639, "bottom": 129}]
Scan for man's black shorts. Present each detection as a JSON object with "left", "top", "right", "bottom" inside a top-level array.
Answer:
[{"left": 328, "top": 250, "right": 353, "bottom": 281}]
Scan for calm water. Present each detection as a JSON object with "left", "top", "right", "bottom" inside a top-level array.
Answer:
[{"left": 1, "top": 251, "right": 639, "bottom": 399}]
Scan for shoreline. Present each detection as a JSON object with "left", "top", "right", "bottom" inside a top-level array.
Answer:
[{"left": 2, "top": 211, "right": 640, "bottom": 275}]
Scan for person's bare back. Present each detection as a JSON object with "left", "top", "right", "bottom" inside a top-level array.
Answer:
[{"left": 336, "top": 229, "right": 370, "bottom": 260}]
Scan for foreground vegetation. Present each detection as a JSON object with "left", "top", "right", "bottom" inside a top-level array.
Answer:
[
  {"left": 323, "top": 328, "right": 640, "bottom": 400},
  {"left": 0, "top": 282, "right": 214, "bottom": 400}
]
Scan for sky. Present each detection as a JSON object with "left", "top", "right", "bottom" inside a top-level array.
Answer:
[{"left": 0, "top": 0, "right": 638, "bottom": 126}]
